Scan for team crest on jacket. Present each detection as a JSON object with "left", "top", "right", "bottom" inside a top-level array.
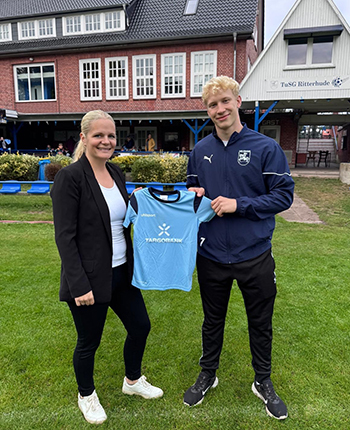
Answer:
[{"left": 237, "top": 150, "right": 251, "bottom": 166}]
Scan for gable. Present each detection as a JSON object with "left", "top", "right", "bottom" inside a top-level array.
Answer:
[{"left": 240, "top": 0, "right": 350, "bottom": 108}]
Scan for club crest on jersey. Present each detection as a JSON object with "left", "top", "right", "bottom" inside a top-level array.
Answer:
[{"left": 237, "top": 150, "right": 251, "bottom": 166}]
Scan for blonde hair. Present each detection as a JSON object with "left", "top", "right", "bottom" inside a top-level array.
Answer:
[
  {"left": 202, "top": 76, "right": 240, "bottom": 106},
  {"left": 73, "top": 110, "right": 115, "bottom": 162}
]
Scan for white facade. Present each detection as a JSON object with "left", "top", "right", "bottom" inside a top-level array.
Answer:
[{"left": 240, "top": 0, "right": 350, "bottom": 120}]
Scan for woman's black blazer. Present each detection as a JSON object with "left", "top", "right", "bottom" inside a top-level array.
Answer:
[{"left": 50, "top": 153, "right": 133, "bottom": 303}]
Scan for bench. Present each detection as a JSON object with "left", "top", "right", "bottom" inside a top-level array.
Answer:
[{"left": 0, "top": 181, "right": 53, "bottom": 194}]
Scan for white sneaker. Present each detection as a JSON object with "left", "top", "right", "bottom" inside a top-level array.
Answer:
[
  {"left": 78, "top": 390, "right": 107, "bottom": 425},
  {"left": 122, "top": 375, "right": 163, "bottom": 399}
]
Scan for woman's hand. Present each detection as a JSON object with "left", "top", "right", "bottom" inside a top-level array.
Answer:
[
  {"left": 131, "top": 187, "right": 143, "bottom": 195},
  {"left": 75, "top": 291, "right": 95, "bottom": 306}
]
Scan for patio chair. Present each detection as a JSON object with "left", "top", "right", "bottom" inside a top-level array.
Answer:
[{"left": 318, "top": 151, "right": 330, "bottom": 167}]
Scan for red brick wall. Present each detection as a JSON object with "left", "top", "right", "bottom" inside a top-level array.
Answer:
[{"left": 0, "top": 39, "right": 250, "bottom": 115}]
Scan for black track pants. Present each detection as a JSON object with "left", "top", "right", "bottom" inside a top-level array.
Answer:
[{"left": 197, "top": 249, "right": 277, "bottom": 382}]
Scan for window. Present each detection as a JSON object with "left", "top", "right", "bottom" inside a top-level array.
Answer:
[
  {"left": 85, "top": 14, "right": 101, "bottom": 32},
  {"left": 63, "top": 10, "right": 124, "bottom": 35},
  {"left": 312, "top": 36, "right": 333, "bottom": 64},
  {"left": 284, "top": 26, "right": 342, "bottom": 67},
  {"left": 18, "top": 19, "right": 56, "bottom": 40},
  {"left": 39, "top": 19, "right": 54, "bottom": 36},
  {"left": 287, "top": 36, "right": 334, "bottom": 66},
  {"left": 79, "top": 59, "right": 102, "bottom": 100},
  {"left": 135, "top": 127, "right": 157, "bottom": 150},
  {"left": 184, "top": 0, "right": 199, "bottom": 15},
  {"left": 132, "top": 55, "right": 156, "bottom": 99},
  {"left": 66, "top": 16, "right": 81, "bottom": 33},
  {"left": 191, "top": 51, "right": 217, "bottom": 97},
  {"left": 105, "top": 57, "right": 129, "bottom": 100},
  {"left": 117, "top": 128, "right": 130, "bottom": 149},
  {"left": 0, "top": 23, "right": 12, "bottom": 41},
  {"left": 105, "top": 12, "right": 121, "bottom": 30},
  {"left": 14, "top": 63, "right": 56, "bottom": 102},
  {"left": 287, "top": 38, "right": 308, "bottom": 65},
  {"left": 161, "top": 53, "right": 186, "bottom": 98}
]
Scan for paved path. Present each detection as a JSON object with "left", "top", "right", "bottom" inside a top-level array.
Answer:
[{"left": 279, "top": 193, "right": 323, "bottom": 224}]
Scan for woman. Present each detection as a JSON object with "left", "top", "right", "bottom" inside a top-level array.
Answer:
[
  {"left": 51, "top": 110, "right": 162, "bottom": 425},
  {"left": 145, "top": 133, "right": 155, "bottom": 151}
]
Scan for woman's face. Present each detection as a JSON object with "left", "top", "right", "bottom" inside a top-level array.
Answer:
[{"left": 81, "top": 118, "right": 116, "bottom": 162}]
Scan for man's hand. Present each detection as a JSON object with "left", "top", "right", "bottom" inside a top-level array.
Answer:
[
  {"left": 75, "top": 290, "right": 95, "bottom": 306},
  {"left": 188, "top": 187, "right": 205, "bottom": 197},
  {"left": 211, "top": 196, "right": 237, "bottom": 217}
]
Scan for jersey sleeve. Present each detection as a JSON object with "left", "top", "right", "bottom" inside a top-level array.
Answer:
[
  {"left": 123, "top": 193, "right": 138, "bottom": 227},
  {"left": 194, "top": 195, "right": 215, "bottom": 223}
]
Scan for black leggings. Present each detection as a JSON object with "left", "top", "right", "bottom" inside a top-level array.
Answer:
[{"left": 68, "top": 263, "right": 151, "bottom": 396}]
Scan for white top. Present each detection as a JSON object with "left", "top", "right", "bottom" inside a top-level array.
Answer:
[{"left": 99, "top": 182, "right": 127, "bottom": 268}]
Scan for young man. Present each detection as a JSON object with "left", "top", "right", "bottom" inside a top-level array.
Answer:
[{"left": 184, "top": 76, "right": 294, "bottom": 420}]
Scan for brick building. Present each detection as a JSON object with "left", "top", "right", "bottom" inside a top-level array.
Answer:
[{"left": 0, "top": 0, "right": 264, "bottom": 152}]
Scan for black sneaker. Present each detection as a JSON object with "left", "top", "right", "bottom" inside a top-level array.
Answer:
[
  {"left": 183, "top": 371, "right": 218, "bottom": 407},
  {"left": 252, "top": 378, "right": 288, "bottom": 420}
]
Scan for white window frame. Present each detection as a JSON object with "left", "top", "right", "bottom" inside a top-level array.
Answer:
[
  {"left": 79, "top": 59, "right": 102, "bottom": 101},
  {"left": 135, "top": 127, "right": 158, "bottom": 150},
  {"left": 65, "top": 16, "right": 81, "bottom": 34},
  {"left": 13, "top": 63, "right": 56, "bottom": 103},
  {"left": 190, "top": 51, "right": 217, "bottom": 97},
  {"left": 62, "top": 10, "right": 125, "bottom": 36},
  {"left": 105, "top": 56, "right": 129, "bottom": 100},
  {"left": 0, "top": 23, "right": 12, "bottom": 42},
  {"left": 18, "top": 19, "right": 56, "bottom": 40},
  {"left": 285, "top": 36, "right": 334, "bottom": 69},
  {"left": 161, "top": 53, "right": 186, "bottom": 98},
  {"left": 116, "top": 127, "right": 130, "bottom": 149},
  {"left": 132, "top": 54, "right": 157, "bottom": 100}
]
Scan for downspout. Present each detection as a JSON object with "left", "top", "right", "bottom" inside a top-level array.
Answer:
[{"left": 233, "top": 32, "right": 237, "bottom": 80}]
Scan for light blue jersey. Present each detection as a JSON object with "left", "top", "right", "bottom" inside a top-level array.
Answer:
[{"left": 123, "top": 187, "right": 215, "bottom": 291}]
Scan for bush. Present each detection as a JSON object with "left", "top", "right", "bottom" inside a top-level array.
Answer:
[
  {"left": 48, "top": 154, "right": 72, "bottom": 168},
  {"left": 0, "top": 153, "right": 39, "bottom": 181},
  {"left": 131, "top": 154, "right": 188, "bottom": 183},
  {"left": 45, "top": 163, "right": 63, "bottom": 181},
  {"left": 110, "top": 154, "right": 141, "bottom": 173},
  {"left": 158, "top": 153, "right": 188, "bottom": 183}
]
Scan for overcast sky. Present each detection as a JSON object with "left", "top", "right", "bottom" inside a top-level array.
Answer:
[{"left": 265, "top": 0, "right": 350, "bottom": 46}]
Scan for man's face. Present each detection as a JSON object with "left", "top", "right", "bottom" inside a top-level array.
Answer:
[{"left": 206, "top": 89, "right": 242, "bottom": 136}]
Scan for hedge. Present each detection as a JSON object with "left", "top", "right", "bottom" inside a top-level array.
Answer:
[
  {"left": 0, "top": 153, "right": 188, "bottom": 183},
  {"left": 0, "top": 153, "right": 72, "bottom": 181}
]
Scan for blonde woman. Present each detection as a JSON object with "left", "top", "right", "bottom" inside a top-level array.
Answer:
[{"left": 51, "top": 110, "right": 162, "bottom": 425}]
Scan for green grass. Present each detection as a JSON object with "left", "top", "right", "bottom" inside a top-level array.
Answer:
[{"left": 0, "top": 178, "right": 349, "bottom": 429}]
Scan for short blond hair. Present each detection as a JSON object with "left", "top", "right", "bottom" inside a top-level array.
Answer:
[
  {"left": 202, "top": 76, "right": 240, "bottom": 106},
  {"left": 73, "top": 110, "right": 115, "bottom": 162}
]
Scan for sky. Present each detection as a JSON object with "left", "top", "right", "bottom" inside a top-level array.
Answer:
[{"left": 265, "top": 0, "right": 350, "bottom": 46}]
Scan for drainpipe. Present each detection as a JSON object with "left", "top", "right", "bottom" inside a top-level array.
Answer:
[{"left": 233, "top": 32, "right": 237, "bottom": 80}]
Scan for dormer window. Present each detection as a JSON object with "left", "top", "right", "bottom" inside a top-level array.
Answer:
[
  {"left": 0, "top": 23, "right": 12, "bottom": 41},
  {"left": 184, "top": 0, "right": 199, "bottom": 15},
  {"left": 18, "top": 19, "right": 56, "bottom": 40},
  {"left": 284, "top": 25, "right": 342, "bottom": 67},
  {"left": 62, "top": 10, "right": 125, "bottom": 36}
]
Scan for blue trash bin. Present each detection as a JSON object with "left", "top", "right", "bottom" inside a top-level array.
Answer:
[{"left": 38, "top": 159, "right": 51, "bottom": 180}]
